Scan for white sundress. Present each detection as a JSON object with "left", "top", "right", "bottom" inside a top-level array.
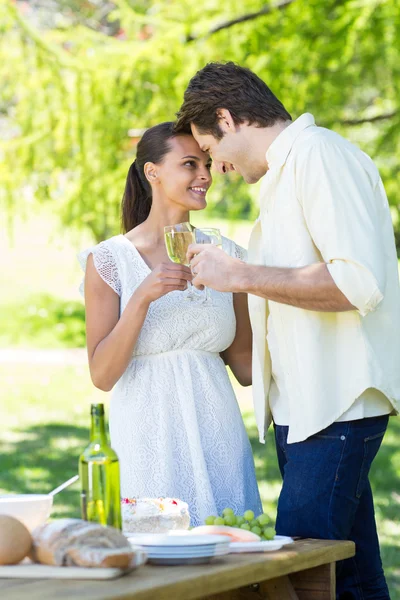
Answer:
[{"left": 78, "top": 234, "right": 262, "bottom": 526}]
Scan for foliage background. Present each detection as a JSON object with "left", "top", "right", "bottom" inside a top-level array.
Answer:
[
  {"left": 1, "top": 0, "right": 400, "bottom": 243},
  {"left": 1, "top": 0, "right": 399, "bottom": 596}
]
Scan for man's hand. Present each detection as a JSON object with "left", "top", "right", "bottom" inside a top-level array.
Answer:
[{"left": 187, "top": 244, "right": 245, "bottom": 292}]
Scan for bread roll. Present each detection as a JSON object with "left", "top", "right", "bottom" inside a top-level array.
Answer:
[
  {"left": 0, "top": 515, "right": 32, "bottom": 565},
  {"left": 67, "top": 547, "right": 135, "bottom": 569},
  {"left": 31, "top": 518, "right": 136, "bottom": 568}
]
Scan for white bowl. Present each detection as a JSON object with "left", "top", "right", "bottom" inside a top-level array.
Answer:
[{"left": 0, "top": 494, "right": 53, "bottom": 531}]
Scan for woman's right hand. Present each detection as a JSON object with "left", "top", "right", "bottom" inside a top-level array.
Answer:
[{"left": 136, "top": 263, "right": 193, "bottom": 304}]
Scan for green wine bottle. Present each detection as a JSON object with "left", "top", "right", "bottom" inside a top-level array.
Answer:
[{"left": 79, "top": 403, "right": 122, "bottom": 530}]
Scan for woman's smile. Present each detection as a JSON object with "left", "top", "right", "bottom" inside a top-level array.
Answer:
[{"left": 189, "top": 185, "right": 208, "bottom": 198}]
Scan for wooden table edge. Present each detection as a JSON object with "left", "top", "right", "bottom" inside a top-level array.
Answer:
[
  {"left": 126, "top": 539, "right": 356, "bottom": 600},
  {"left": 0, "top": 539, "right": 356, "bottom": 600}
]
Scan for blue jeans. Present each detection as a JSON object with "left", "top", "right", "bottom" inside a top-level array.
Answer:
[{"left": 274, "top": 416, "right": 390, "bottom": 600}]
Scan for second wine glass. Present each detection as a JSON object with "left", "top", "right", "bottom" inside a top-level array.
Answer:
[{"left": 193, "top": 227, "right": 222, "bottom": 305}]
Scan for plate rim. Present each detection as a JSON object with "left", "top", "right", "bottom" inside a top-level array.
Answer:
[{"left": 126, "top": 533, "right": 230, "bottom": 547}]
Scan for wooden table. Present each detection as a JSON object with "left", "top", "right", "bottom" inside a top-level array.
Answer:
[{"left": 0, "top": 539, "right": 355, "bottom": 600}]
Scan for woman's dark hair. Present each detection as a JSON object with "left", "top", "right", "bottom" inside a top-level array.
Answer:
[
  {"left": 122, "top": 121, "right": 181, "bottom": 232},
  {"left": 175, "top": 62, "right": 292, "bottom": 139}
]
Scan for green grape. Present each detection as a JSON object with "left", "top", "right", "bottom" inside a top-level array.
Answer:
[
  {"left": 222, "top": 508, "right": 234, "bottom": 517},
  {"left": 251, "top": 526, "right": 262, "bottom": 536},
  {"left": 263, "top": 526, "right": 276, "bottom": 540},
  {"left": 235, "top": 516, "right": 245, "bottom": 527},
  {"left": 249, "top": 519, "right": 259, "bottom": 528},
  {"left": 205, "top": 516, "right": 216, "bottom": 525},
  {"left": 240, "top": 523, "right": 251, "bottom": 531},
  {"left": 223, "top": 514, "right": 236, "bottom": 526},
  {"left": 214, "top": 517, "right": 225, "bottom": 526},
  {"left": 257, "top": 514, "right": 270, "bottom": 526},
  {"left": 243, "top": 510, "right": 255, "bottom": 521}
]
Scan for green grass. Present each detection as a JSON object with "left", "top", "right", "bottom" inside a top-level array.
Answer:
[
  {"left": 0, "top": 293, "right": 86, "bottom": 348},
  {"left": 0, "top": 362, "right": 105, "bottom": 516},
  {"left": 0, "top": 363, "right": 399, "bottom": 597}
]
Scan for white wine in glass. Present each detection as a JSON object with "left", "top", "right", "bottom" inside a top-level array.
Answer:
[
  {"left": 165, "top": 232, "right": 194, "bottom": 267},
  {"left": 164, "top": 222, "right": 197, "bottom": 300},
  {"left": 194, "top": 227, "right": 223, "bottom": 305}
]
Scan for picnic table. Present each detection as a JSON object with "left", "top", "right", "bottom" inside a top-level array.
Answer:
[{"left": 0, "top": 538, "right": 355, "bottom": 600}]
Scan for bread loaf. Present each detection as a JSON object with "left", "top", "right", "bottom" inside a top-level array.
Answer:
[
  {"left": 31, "top": 519, "right": 137, "bottom": 568},
  {"left": 67, "top": 547, "right": 135, "bottom": 569}
]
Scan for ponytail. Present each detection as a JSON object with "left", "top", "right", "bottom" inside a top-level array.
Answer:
[
  {"left": 121, "top": 121, "right": 181, "bottom": 233},
  {"left": 121, "top": 160, "right": 152, "bottom": 232}
]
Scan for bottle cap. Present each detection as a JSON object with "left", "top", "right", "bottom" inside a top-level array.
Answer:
[{"left": 90, "top": 403, "right": 105, "bottom": 416}]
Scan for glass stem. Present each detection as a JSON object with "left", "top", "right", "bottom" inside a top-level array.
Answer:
[
  {"left": 203, "top": 286, "right": 211, "bottom": 304},
  {"left": 186, "top": 279, "right": 196, "bottom": 300}
]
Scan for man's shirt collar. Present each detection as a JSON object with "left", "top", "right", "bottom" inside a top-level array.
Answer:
[{"left": 266, "top": 113, "right": 316, "bottom": 169}]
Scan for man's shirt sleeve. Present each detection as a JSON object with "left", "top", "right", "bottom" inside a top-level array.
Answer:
[{"left": 296, "top": 139, "right": 386, "bottom": 316}]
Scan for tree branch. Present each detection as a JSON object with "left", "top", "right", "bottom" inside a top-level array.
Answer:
[
  {"left": 129, "top": 112, "right": 398, "bottom": 143},
  {"left": 338, "top": 111, "right": 398, "bottom": 126},
  {"left": 186, "top": 0, "right": 296, "bottom": 42}
]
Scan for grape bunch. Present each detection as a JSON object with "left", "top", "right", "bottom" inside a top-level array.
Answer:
[{"left": 204, "top": 508, "right": 276, "bottom": 541}]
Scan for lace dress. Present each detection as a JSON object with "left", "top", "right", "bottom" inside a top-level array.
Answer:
[{"left": 78, "top": 234, "right": 262, "bottom": 526}]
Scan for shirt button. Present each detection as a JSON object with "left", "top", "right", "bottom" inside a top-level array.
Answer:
[{"left": 340, "top": 435, "right": 346, "bottom": 441}]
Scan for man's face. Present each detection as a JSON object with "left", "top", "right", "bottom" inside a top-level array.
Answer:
[{"left": 191, "top": 123, "right": 265, "bottom": 184}]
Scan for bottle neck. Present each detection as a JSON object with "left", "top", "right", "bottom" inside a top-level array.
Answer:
[{"left": 90, "top": 413, "right": 108, "bottom": 443}]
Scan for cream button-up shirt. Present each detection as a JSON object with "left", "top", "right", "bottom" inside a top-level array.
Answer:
[{"left": 248, "top": 113, "right": 400, "bottom": 444}]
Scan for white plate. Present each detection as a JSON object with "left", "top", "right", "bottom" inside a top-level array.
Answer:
[
  {"left": 146, "top": 545, "right": 228, "bottom": 554},
  {"left": 275, "top": 535, "right": 294, "bottom": 544},
  {"left": 126, "top": 533, "right": 229, "bottom": 547},
  {"left": 146, "top": 547, "right": 230, "bottom": 559},
  {"left": 148, "top": 556, "right": 219, "bottom": 566},
  {"left": 229, "top": 535, "right": 294, "bottom": 553}
]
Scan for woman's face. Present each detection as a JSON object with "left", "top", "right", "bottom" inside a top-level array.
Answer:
[{"left": 149, "top": 135, "right": 212, "bottom": 211}]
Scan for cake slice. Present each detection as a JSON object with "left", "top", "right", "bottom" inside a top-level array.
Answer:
[{"left": 122, "top": 498, "right": 190, "bottom": 533}]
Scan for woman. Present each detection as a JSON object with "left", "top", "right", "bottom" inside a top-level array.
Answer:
[{"left": 78, "top": 122, "right": 262, "bottom": 525}]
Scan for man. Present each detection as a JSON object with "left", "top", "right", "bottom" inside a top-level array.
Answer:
[{"left": 175, "top": 62, "right": 400, "bottom": 599}]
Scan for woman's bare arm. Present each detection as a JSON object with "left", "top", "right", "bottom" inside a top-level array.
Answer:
[
  {"left": 84, "top": 255, "right": 150, "bottom": 391},
  {"left": 220, "top": 292, "right": 252, "bottom": 387},
  {"left": 84, "top": 255, "right": 192, "bottom": 391}
]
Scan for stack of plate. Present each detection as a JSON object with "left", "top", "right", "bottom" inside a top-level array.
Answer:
[{"left": 126, "top": 533, "right": 230, "bottom": 565}]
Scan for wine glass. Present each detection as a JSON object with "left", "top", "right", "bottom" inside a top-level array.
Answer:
[
  {"left": 193, "top": 227, "right": 223, "bottom": 305},
  {"left": 164, "top": 222, "right": 198, "bottom": 301}
]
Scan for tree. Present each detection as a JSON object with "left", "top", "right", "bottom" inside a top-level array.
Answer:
[{"left": 1, "top": 0, "right": 399, "bottom": 244}]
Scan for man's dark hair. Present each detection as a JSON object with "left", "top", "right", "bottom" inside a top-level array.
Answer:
[{"left": 175, "top": 62, "right": 292, "bottom": 139}]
